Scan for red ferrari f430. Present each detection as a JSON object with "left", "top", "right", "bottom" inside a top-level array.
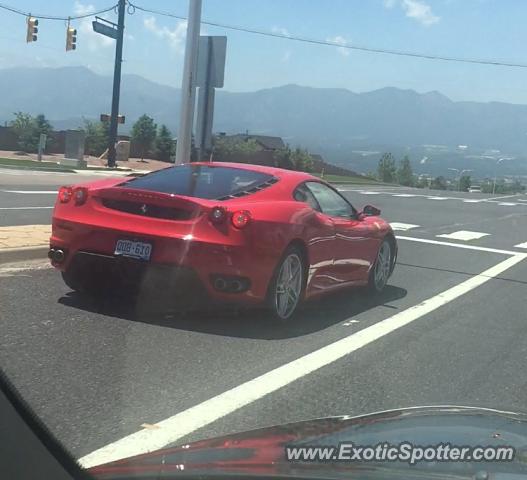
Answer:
[{"left": 49, "top": 163, "right": 397, "bottom": 320}]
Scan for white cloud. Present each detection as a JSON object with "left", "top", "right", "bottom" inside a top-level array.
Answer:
[
  {"left": 271, "top": 26, "right": 291, "bottom": 37},
  {"left": 73, "top": 1, "right": 114, "bottom": 51},
  {"left": 326, "top": 35, "right": 350, "bottom": 57},
  {"left": 383, "top": 0, "right": 440, "bottom": 26},
  {"left": 143, "top": 15, "right": 187, "bottom": 52}
]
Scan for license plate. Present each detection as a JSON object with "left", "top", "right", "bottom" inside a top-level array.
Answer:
[{"left": 114, "top": 239, "right": 152, "bottom": 261}]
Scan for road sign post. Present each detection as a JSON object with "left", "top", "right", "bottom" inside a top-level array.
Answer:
[{"left": 195, "top": 36, "right": 227, "bottom": 160}]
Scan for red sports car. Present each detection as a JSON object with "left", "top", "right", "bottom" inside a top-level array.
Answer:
[{"left": 49, "top": 162, "right": 397, "bottom": 320}]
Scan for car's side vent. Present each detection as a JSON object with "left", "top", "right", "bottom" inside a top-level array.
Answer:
[{"left": 216, "top": 176, "right": 279, "bottom": 201}]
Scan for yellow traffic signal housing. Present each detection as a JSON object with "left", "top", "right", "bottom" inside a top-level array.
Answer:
[
  {"left": 66, "top": 27, "right": 77, "bottom": 51},
  {"left": 26, "top": 17, "right": 38, "bottom": 43}
]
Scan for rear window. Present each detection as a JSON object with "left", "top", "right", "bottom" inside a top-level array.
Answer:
[{"left": 121, "top": 164, "right": 276, "bottom": 200}]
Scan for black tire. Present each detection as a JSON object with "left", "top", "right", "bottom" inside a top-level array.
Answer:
[
  {"left": 266, "top": 245, "right": 306, "bottom": 322},
  {"left": 368, "top": 238, "right": 393, "bottom": 293},
  {"left": 61, "top": 270, "right": 82, "bottom": 292}
]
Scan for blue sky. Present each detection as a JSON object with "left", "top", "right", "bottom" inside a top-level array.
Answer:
[{"left": 1, "top": 0, "right": 527, "bottom": 103}]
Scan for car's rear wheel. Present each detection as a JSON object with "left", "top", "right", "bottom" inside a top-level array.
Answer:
[
  {"left": 368, "top": 239, "right": 392, "bottom": 293},
  {"left": 267, "top": 246, "right": 305, "bottom": 321}
]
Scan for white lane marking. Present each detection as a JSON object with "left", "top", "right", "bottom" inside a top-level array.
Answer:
[
  {"left": 427, "top": 196, "right": 449, "bottom": 200},
  {"left": 392, "top": 194, "right": 417, "bottom": 197},
  {"left": 437, "top": 230, "right": 490, "bottom": 241},
  {"left": 463, "top": 199, "right": 481, "bottom": 203},
  {"left": 0, "top": 206, "right": 53, "bottom": 210},
  {"left": 358, "top": 191, "right": 381, "bottom": 195},
  {"left": 77, "top": 253, "right": 526, "bottom": 468},
  {"left": 1, "top": 190, "right": 57, "bottom": 194},
  {"left": 498, "top": 202, "right": 517, "bottom": 206},
  {"left": 485, "top": 194, "right": 519, "bottom": 201},
  {"left": 514, "top": 242, "right": 527, "bottom": 249},
  {"left": 396, "top": 235, "right": 526, "bottom": 256},
  {"left": 390, "top": 222, "right": 420, "bottom": 231}
]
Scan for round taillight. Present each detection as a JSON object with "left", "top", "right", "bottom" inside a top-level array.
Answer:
[
  {"left": 58, "top": 186, "right": 73, "bottom": 203},
  {"left": 231, "top": 210, "right": 251, "bottom": 229},
  {"left": 209, "top": 206, "right": 227, "bottom": 224},
  {"left": 73, "top": 187, "right": 88, "bottom": 205}
]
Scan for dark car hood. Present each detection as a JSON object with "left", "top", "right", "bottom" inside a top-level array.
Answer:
[{"left": 89, "top": 406, "right": 527, "bottom": 480}]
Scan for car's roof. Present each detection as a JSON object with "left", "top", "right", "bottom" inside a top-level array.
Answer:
[{"left": 190, "top": 161, "right": 318, "bottom": 182}]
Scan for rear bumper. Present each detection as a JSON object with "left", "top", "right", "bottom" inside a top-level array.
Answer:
[{"left": 50, "top": 219, "right": 275, "bottom": 304}]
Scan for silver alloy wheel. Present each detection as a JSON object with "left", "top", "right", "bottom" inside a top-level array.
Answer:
[
  {"left": 274, "top": 253, "right": 303, "bottom": 319},
  {"left": 374, "top": 241, "right": 391, "bottom": 291}
]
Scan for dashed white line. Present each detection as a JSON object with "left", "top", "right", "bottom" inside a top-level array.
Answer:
[
  {"left": 0, "top": 206, "right": 53, "bottom": 210},
  {"left": 358, "top": 191, "right": 382, "bottom": 195},
  {"left": 463, "top": 199, "right": 481, "bottom": 203},
  {"left": 514, "top": 242, "right": 527, "bottom": 249},
  {"left": 77, "top": 252, "right": 526, "bottom": 468},
  {"left": 1, "top": 190, "right": 57, "bottom": 194},
  {"left": 392, "top": 194, "right": 417, "bottom": 198},
  {"left": 427, "top": 196, "right": 449, "bottom": 201},
  {"left": 498, "top": 202, "right": 517, "bottom": 206},
  {"left": 437, "top": 230, "right": 490, "bottom": 241},
  {"left": 390, "top": 222, "right": 420, "bottom": 231}
]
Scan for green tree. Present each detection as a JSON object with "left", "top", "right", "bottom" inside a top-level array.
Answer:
[
  {"left": 131, "top": 114, "right": 157, "bottom": 160},
  {"left": 10, "top": 112, "right": 36, "bottom": 152},
  {"left": 82, "top": 119, "right": 109, "bottom": 157},
  {"left": 397, "top": 155, "right": 414, "bottom": 186},
  {"left": 214, "top": 136, "right": 262, "bottom": 157},
  {"left": 291, "top": 148, "right": 314, "bottom": 172},
  {"left": 431, "top": 176, "right": 447, "bottom": 190},
  {"left": 377, "top": 153, "right": 397, "bottom": 183},
  {"left": 273, "top": 146, "right": 294, "bottom": 170},
  {"left": 155, "top": 124, "right": 174, "bottom": 162},
  {"left": 459, "top": 175, "right": 471, "bottom": 192}
]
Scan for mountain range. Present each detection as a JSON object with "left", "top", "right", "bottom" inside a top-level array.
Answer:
[{"left": 1, "top": 66, "right": 526, "bottom": 177}]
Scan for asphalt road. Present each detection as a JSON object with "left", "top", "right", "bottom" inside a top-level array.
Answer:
[{"left": 1, "top": 170, "right": 527, "bottom": 468}]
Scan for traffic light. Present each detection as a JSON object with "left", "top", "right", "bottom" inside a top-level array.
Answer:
[
  {"left": 66, "top": 26, "right": 77, "bottom": 51},
  {"left": 26, "top": 17, "right": 38, "bottom": 43}
]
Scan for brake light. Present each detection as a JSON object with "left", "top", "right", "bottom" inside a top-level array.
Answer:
[
  {"left": 231, "top": 210, "right": 251, "bottom": 229},
  {"left": 73, "top": 187, "right": 88, "bottom": 206},
  {"left": 58, "top": 186, "right": 73, "bottom": 203},
  {"left": 210, "top": 206, "right": 227, "bottom": 224}
]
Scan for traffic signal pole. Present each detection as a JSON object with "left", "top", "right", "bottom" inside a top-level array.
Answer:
[
  {"left": 107, "top": 0, "right": 126, "bottom": 168},
  {"left": 175, "top": 0, "right": 202, "bottom": 165}
]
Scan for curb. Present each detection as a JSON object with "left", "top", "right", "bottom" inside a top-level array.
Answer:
[
  {"left": 0, "top": 164, "right": 76, "bottom": 174},
  {"left": 0, "top": 245, "right": 49, "bottom": 265}
]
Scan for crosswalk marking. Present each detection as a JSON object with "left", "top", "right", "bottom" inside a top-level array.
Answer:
[
  {"left": 437, "top": 230, "right": 490, "bottom": 241},
  {"left": 390, "top": 222, "right": 420, "bottom": 231},
  {"left": 514, "top": 242, "right": 527, "bottom": 249}
]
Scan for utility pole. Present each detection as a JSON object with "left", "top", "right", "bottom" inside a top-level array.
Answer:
[
  {"left": 107, "top": 0, "right": 126, "bottom": 168},
  {"left": 175, "top": 0, "right": 202, "bottom": 165}
]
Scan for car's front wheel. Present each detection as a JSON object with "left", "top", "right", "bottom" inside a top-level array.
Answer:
[
  {"left": 368, "top": 239, "right": 393, "bottom": 293},
  {"left": 268, "top": 246, "right": 305, "bottom": 321}
]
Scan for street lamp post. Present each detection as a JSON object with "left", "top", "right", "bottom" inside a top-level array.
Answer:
[
  {"left": 448, "top": 168, "right": 472, "bottom": 191},
  {"left": 493, "top": 158, "right": 511, "bottom": 195}
]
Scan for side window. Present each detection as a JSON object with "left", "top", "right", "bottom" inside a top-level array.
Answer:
[
  {"left": 305, "top": 182, "right": 354, "bottom": 218},
  {"left": 293, "top": 183, "right": 320, "bottom": 211}
]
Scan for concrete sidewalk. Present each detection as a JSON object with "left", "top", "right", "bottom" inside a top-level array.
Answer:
[{"left": 0, "top": 224, "right": 51, "bottom": 264}]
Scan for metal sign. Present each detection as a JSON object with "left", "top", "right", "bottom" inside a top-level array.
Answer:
[
  {"left": 92, "top": 18, "right": 118, "bottom": 40},
  {"left": 196, "top": 36, "right": 227, "bottom": 88}
]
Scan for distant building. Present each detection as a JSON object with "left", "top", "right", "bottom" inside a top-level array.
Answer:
[{"left": 224, "top": 133, "right": 285, "bottom": 151}]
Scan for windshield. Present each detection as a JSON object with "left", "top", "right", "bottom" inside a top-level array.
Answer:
[
  {"left": 123, "top": 164, "right": 276, "bottom": 199},
  {"left": 1, "top": 1, "right": 527, "bottom": 479}
]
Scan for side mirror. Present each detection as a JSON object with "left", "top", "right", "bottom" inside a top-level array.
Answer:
[{"left": 361, "top": 205, "right": 381, "bottom": 217}]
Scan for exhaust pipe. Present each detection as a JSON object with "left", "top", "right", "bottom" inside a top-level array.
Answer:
[
  {"left": 230, "top": 280, "right": 242, "bottom": 292},
  {"left": 214, "top": 278, "right": 227, "bottom": 291},
  {"left": 50, "top": 249, "right": 65, "bottom": 263}
]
